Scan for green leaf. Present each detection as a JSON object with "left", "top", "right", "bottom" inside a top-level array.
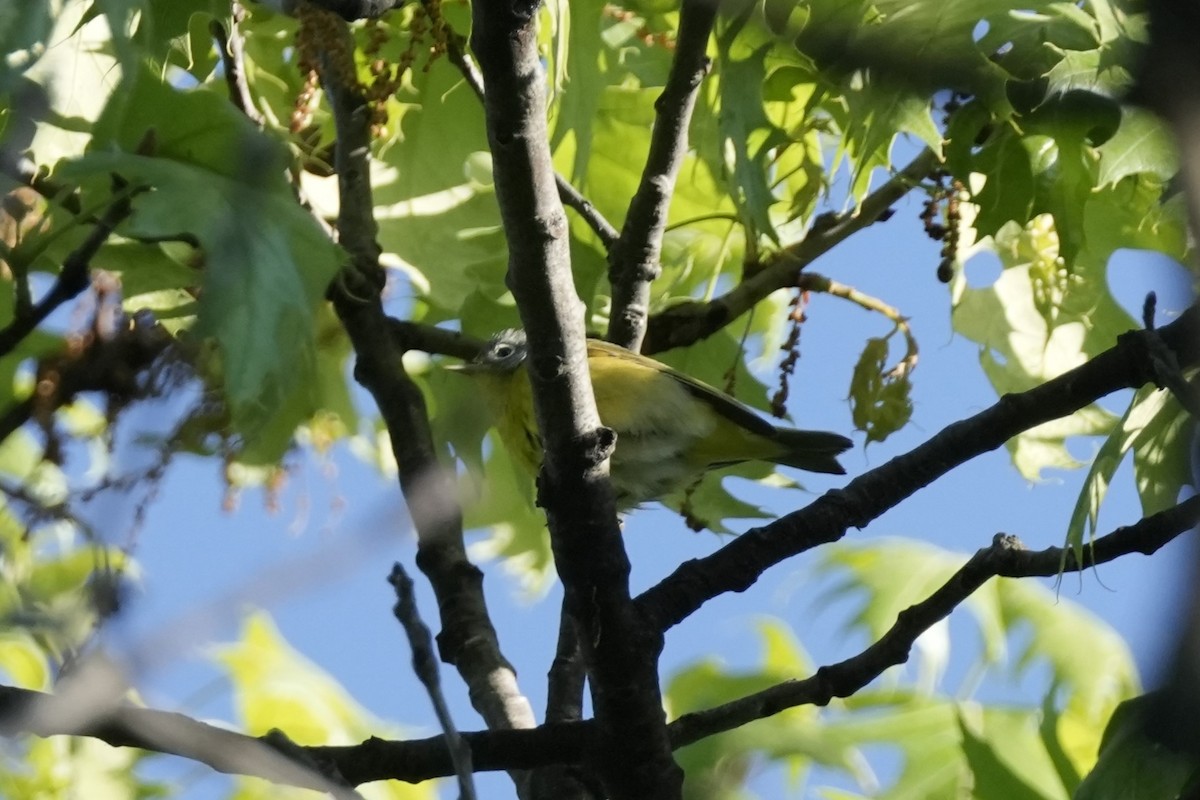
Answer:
[
  {"left": 959, "top": 707, "right": 1067, "bottom": 800},
  {"left": 131, "top": 0, "right": 229, "bottom": 72},
  {"left": 60, "top": 65, "right": 343, "bottom": 458},
  {"left": 547, "top": 0, "right": 609, "bottom": 183},
  {"left": 0, "top": 1, "right": 55, "bottom": 96},
  {"left": 822, "top": 696, "right": 970, "bottom": 799},
  {"left": 1065, "top": 387, "right": 1192, "bottom": 564},
  {"left": 715, "top": 36, "right": 784, "bottom": 243},
  {"left": 667, "top": 621, "right": 864, "bottom": 796},
  {"left": 1075, "top": 693, "right": 1199, "bottom": 800},
  {"left": 0, "top": 631, "right": 50, "bottom": 690},
  {"left": 999, "top": 579, "right": 1138, "bottom": 720},
  {"left": 848, "top": 337, "right": 913, "bottom": 444},
  {"left": 372, "top": 60, "right": 506, "bottom": 321},
  {"left": 972, "top": 130, "right": 1035, "bottom": 237},
  {"left": 1039, "top": 694, "right": 1085, "bottom": 795},
  {"left": 216, "top": 611, "right": 389, "bottom": 743},
  {"left": 952, "top": 212, "right": 1135, "bottom": 480},
  {"left": 461, "top": 440, "right": 555, "bottom": 594},
  {"left": 1096, "top": 107, "right": 1178, "bottom": 187}
]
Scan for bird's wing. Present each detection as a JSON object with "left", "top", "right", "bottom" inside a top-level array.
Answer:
[{"left": 585, "top": 339, "right": 779, "bottom": 439}]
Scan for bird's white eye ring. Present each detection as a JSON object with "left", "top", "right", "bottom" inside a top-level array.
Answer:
[{"left": 494, "top": 344, "right": 514, "bottom": 358}]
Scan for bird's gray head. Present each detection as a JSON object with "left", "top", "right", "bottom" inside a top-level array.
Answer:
[{"left": 452, "top": 328, "right": 528, "bottom": 374}]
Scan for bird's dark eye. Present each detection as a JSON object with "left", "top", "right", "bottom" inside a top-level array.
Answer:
[{"left": 494, "top": 344, "right": 514, "bottom": 359}]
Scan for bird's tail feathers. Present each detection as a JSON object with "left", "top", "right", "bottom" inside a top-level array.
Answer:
[{"left": 770, "top": 429, "right": 853, "bottom": 475}]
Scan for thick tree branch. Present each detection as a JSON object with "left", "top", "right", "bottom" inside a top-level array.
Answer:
[
  {"left": 642, "top": 147, "right": 941, "bottom": 354},
  {"left": 0, "top": 683, "right": 354, "bottom": 793},
  {"left": 6, "top": 493, "right": 1194, "bottom": 787},
  {"left": 607, "top": 0, "right": 716, "bottom": 351},
  {"left": 310, "top": 11, "right": 537, "bottom": 791},
  {"left": 637, "top": 305, "right": 1200, "bottom": 632},
  {"left": 469, "top": 2, "right": 681, "bottom": 797},
  {"left": 387, "top": 318, "right": 482, "bottom": 361}
]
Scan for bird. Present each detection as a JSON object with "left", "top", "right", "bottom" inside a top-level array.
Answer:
[{"left": 448, "top": 328, "right": 852, "bottom": 509}]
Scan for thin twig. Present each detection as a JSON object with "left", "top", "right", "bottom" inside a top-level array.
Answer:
[
  {"left": 607, "top": 0, "right": 716, "bottom": 351},
  {"left": 210, "top": 4, "right": 264, "bottom": 125},
  {"left": 643, "top": 147, "right": 942, "bottom": 354},
  {"left": 389, "top": 563, "right": 476, "bottom": 800},
  {"left": 444, "top": 24, "right": 619, "bottom": 250},
  {"left": 532, "top": 601, "right": 594, "bottom": 799},
  {"left": 798, "top": 272, "right": 918, "bottom": 378}
]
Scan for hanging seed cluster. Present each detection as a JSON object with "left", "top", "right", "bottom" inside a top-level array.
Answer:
[
  {"left": 771, "top": 286, "right": 808, "bottom": 418},
  {"left": 291, "top": 1, "right": 354, "bottom": 133},
  {"left": 921, "top": 171, "right": 963, "bottom": 283}
]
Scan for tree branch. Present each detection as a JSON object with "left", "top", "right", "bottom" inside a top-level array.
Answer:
[
  {"left": 0, "top": 179, "right": 137, "bottom": 358},
  {"left": 387, "top": 318, "right": 483, "bottom": 360},
  {"left": 642, "top": 147, "right": 941, "bottom": 354},
  {"left": 444, "top": 22, "right": 619, "bottom": 250},
  {"left": 6, "top": 493, "right": 1194, "bottom": 787},
  {"left": 0, "top": 683, "right": 354, "bottom": 793},
  {"left": 469, "top": 1, "right": 681, "bottom": 796},
  {"left": 309, "top": 11, "right": 537, "bottom": 793},
  {"left": 389, "top": 563, "right": 476, "bottom": 800},
  {"left": 636, "top": 304, "right": 1200, "bottom": 632},
  {"left": 668, "top": 495, "right": 1200, "bottom": 747},
  {"left": 210, "top": 4, "right": 264, "bottom": 125},
  {"left": 799, "top": 271, "right": 918, "bottom": 378},
  {"left": 607, "top": 0, "right": 716, "bottom": 351},
  {"left": 0, "top": 310, "right": 173, "bottom": 444}
]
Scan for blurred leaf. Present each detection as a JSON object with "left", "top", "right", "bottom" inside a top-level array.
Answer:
[
  {"left": 217, "top": 612, "right": 386, "bottom": 743},
  {"left": 0, "top": 631, "right": 50, "bottom": 690},
  {"left": 1075, "top": 693, "right": 1199, "bottom": 800},
  {"left": 216, "top": 613, "right": 436, "bottom": 799},
  {"left": 60, "top": 65, "right": 343, "bottom": 459},
  {"left": 667, "top": 620, "right": 864, "bottom": 798},
  {"left": 0, "top": 2, "right": 55, "bottom": 96},
  {"left": 959, "top": 707, "right": 1067, "bottom": 800},
  {"left": 461, "top": 440, "right": 555, "bottom": 594},
  {"left": 130, "top": 0, "right": 228, "bottom": 72},
  {"left": 999, "top": 579, "right": 1138, "bottom": 721}
]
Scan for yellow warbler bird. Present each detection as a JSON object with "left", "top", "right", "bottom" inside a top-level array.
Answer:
[{"left": 449, "top": 329, "right": 852, "bottom": 509}]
